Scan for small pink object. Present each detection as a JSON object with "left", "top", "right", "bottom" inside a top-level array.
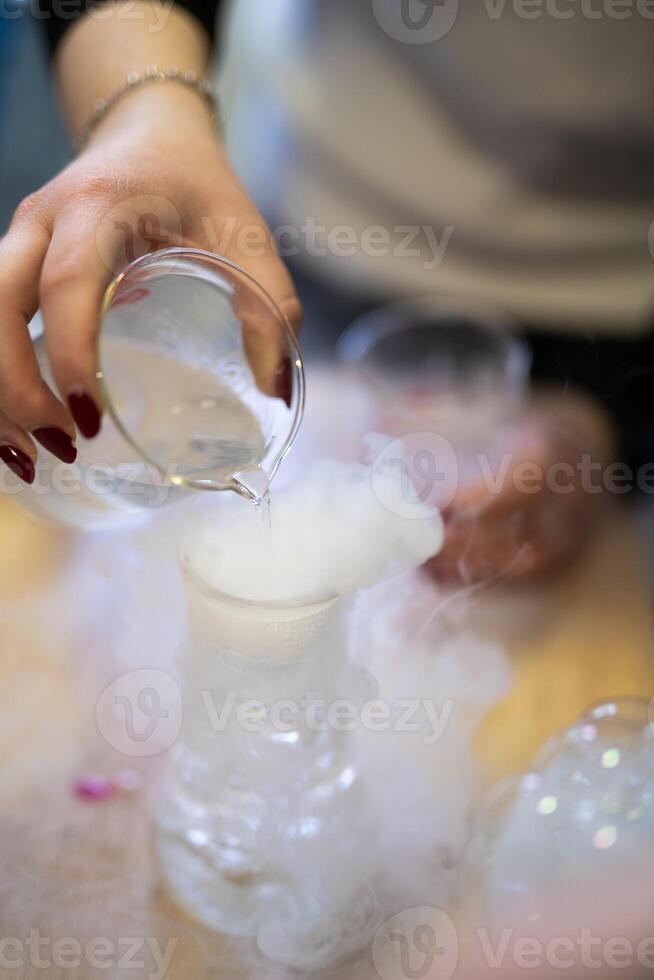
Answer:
[{"left": 73, "top": 776, "right": 116, "bottom": 802}]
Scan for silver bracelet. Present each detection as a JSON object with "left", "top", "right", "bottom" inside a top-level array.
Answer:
[{"left": 74, "top": 64, "right": 224, "bottom": 150}]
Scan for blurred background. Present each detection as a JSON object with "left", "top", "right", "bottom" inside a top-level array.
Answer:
[{"left": 0, "top": 17, "right": 69, "bottom": 231}]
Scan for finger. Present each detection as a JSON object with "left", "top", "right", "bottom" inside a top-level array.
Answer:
[
  {"left": 40, "top": 209, "right": 113, "bottom": 440},
  {"left": 0, "top": 407, "right": 37, "bottom": 485},
  {"left": 237, "top": 243, "right": 303, "bottom": 335},
  {"left": 200, "top": 204, "right": 303, "bottom": 335},
  {"left": 203, "top": 212, "right": 303, "bottom": 404},
  {"left": 236, "top": 265, "right": 301, "bottom": 405},
  {"left": 0, "top": 204, "right": 78, "bottom": 463}
]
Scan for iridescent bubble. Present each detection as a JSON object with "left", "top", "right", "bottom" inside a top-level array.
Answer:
[{"left": 465, "top": 697, "right": 654, "bottom": 931}]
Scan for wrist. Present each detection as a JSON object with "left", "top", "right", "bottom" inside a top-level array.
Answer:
[
  {"left": 56, "top": 1, "right": 212, "bottom": 136},
  {"left": 83, "top": 80, "right": 218, "bottom": 150}
]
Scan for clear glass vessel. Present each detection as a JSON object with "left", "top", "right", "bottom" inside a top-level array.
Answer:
[
  {"left": 11, "top": 249, "right": 304, "bottom": 529},
  {"left": 338, "top": 296, "right": 530, "bottom": 495},
  {"left": 154, "top": 552, "right": 382, "bottom": 971}
]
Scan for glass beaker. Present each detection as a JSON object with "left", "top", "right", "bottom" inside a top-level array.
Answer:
[
  {"left": 154, "top": 552, "right": 381, "bottom": 970},
  {"left": 12, "top": 249, "right": 304, "bottom": 529},
  {"left": 337, "top": 296, "right": 530, "bottom": 504}
]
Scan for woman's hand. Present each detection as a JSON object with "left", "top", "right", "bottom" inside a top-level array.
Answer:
[
  {"left": 426, "top": 391, "right": 617, "bottom": 584},
  {"left": 0, "top": 3, "right": 300, "bottom": 483}
]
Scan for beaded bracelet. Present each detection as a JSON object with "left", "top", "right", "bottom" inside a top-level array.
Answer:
[{"left": 75, "top": 64, "right": 224, "bottom": 150}]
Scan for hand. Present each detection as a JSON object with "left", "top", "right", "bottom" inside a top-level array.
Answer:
[
  {"left": 426, "top": 391, "right": 617, "bottom": 584},
  {"left": 0, "top": 83, "right": 301, "bottom": 483}
]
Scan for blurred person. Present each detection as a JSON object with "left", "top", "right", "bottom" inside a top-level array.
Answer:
[
  {"left": 0, "top": 0, "right": 649, "bottom": 580},
  {"left": 220, "top": 0, "right": 651, "bottom": 582}
]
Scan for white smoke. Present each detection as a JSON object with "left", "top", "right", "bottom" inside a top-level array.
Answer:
[
  {"left": 182, "top": 459, "right": 445, "bottom": 601},
  {"left": 0, "top": 451, "right": 512, "bottom": 974}
]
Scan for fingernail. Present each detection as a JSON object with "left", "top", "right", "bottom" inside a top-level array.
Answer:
[
  {"left": 0, "top": 445, "right": 35, "bottom": 485},
  {"left": 274, "top": 356, "right": 293, "bottom": 409},
  {"left": 67, "top": 390, "right": 101, "bottom": 439},
  {"left": 32, "top": 427, "right": 77, "bottom": 464}
]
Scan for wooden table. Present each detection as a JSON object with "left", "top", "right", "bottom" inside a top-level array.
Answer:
[{"left": 0, "top": 494, "right": 653, "bottom": 979}]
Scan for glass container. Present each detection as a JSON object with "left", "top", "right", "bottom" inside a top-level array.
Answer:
[
  {"left": 9, "top": 249, "right": 304, "bottom": 529},
  {"left": 154, "top": 553, "right": 381, "bottom": 970},
  {"left": 338, "top": 296, "right": 530, "bottom": 502}
]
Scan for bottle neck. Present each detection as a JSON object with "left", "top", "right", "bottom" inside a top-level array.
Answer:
[{"left": 183, "top": 578, "right": 344, "bottom": 663}]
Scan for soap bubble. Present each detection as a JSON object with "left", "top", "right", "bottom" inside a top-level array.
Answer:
[{"left": 465, "top": 697, "right": 654, "bottom": 932}]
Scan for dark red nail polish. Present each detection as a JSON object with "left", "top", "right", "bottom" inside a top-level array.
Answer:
[
  {"left": 274, "top": 356, "right": 293, "bottom": 409},
  {"left": 32, "top": 427, "right": 78, "bottom": 464},
  {"left": 68, "top": 390, "right": 101, "bottom": 439},
  {"left": 0, "top": 445, "right": 35, "bottom": 485}
]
